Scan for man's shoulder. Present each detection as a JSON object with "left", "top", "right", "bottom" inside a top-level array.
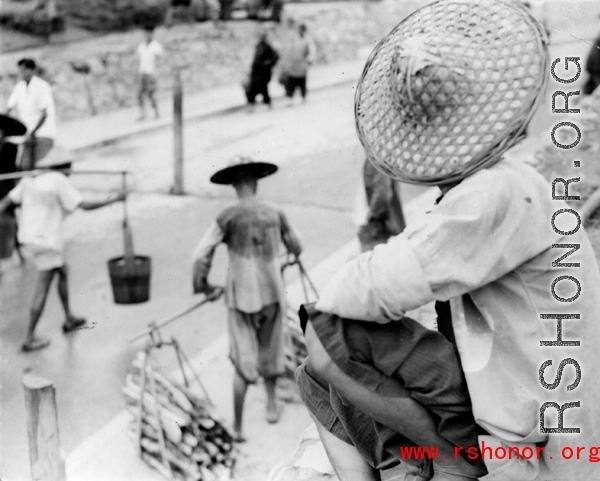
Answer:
[
  {"left": 434, "top": 157, "right": 543, "bottom": 212},
  {"left": 31, "top": 76, "right": 51, "bottom": 90},
  {"left": 464, "top": 156, "right": 546, "bottom": 194},
  {"left": 10, "top": 80, "right": 26, "bottom": 94},
  {"left": 37, "top": 171, "right": 72, "bottom": 187},
  {"left": 217, "top": 201, "right": 282, "bottom": 224}
]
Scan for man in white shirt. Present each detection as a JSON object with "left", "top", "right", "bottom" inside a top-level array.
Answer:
[
  {"left": 6, "top": 58, "right": 57, "bottom": 171},
  {"left": 0, "top": 151, "right": 125, "bottom": 352},
  {"left": 296, "top": 2, "right": 600, "bottom": 481},
  {"left": 137, "top": 25, "right": 164, "bottom": 120}
]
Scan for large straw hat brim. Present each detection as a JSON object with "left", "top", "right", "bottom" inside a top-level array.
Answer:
[
  {"left": 0, "top": 114, "right": 27, "bottom": 137},
  {"left": 354, "top": 0, "right": 548, "bottom": 186},
  {"left": 210, "top": 162, "right": 278, "bottom": 185}
]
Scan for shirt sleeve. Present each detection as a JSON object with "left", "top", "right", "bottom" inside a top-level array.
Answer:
[
  {"left": 8, "top": 181, "right": 23, "bottom": 204},
  {"left": 6, "top": 84, "right": 20, "bottom": 110},
  {"left": 315, "top": 165, "right": 552, "bottom": 322},
  {"left": 37, "top": 82, "right": 54, "bottom": 112},
  {"left": 58, "top": 175, "right": 83, "bottom": 213},
  {"left": 192, "top": 221, "right": 225, "bottom": 291}
]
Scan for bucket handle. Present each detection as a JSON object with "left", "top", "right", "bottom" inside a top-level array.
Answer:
[
  {"left": 121, "top": 172, "right": 135, "bottom": 266},
  {"left": 281, "top": 255, "right": 319, "bottom": 303}
]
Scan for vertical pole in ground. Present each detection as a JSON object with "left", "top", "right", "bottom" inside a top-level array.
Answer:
[
  {"left": 23, "top": 374, "right": 66, "bottom": 481},
  {"left": 172, "top": 68, "right": 185, "bottom": 195},
  {"left": 46, "top": 0, "right": 56, "bottom": 42}
]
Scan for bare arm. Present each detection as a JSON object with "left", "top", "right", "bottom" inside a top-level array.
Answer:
[
  {"left": 0, "top": 195, "right": 16, "bottom": 213},
  {"left": 192, "top": 222, "right": 224, "bottom": 294},
  {"left": 280, "top": 212, "right": 302, "bottom": 257},
  {"left": 27, "top": 110, "right": 47, "bottom": 138}
]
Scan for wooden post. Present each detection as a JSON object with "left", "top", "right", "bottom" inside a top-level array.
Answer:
[
  {"left": 23, "top": 374, "right": 65, "bottom": 481},
  {"left": 46, "top": 0, "right": 56, "bottom": 42},
  {"left": 172, "top": 69, "right": 184, "bottom": 195}
]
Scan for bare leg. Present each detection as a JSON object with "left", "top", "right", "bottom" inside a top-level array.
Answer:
[
  {"left": 149, "top": 91, "right": 159, "bottom": 119},
  {"left": 56, "top": 265, "right": 72, "bottom": 318},
  {"left": 23, "top": 269, "right": 55, "bottom": 350},
  {"left": 312, "top": 415, "right": 381, "bottom": 481},
  {"left": 137, "top": 87, "right": 146, "bottom": 120},
  {"left": 57, "top": 266, "right": 86, "bottom": 332},
  {"left": 233, "top": 371, "right": 248, "bottom": 441},
  {"left": 265, "top": 376, "right": 280, "bottom": 423}
]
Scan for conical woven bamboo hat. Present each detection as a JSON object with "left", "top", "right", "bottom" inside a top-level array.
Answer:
[{"left": 355, "top": 0, "right": 549, "bottom": 186}]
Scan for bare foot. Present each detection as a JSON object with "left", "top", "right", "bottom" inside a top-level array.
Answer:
[
  {"left": 22, "top": 337, "right": 50, "bottom": 352},
  {"left": 63, "top": 317, "right": 87, "bottom": 333},
  {"left": 266, "top": 403, "right": 281, "bottom": 424}
]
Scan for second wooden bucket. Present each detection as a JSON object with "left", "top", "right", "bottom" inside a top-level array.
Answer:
[{"left": 108, "top": 255, "right": 151, "bottom": 304}]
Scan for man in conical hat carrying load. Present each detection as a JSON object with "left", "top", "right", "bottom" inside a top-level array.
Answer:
[
  {"left": 296, "top": 1, "right": 600, "bottom": 480},
  {"left": 192, "top": 156, "right": 302, "bottom": 442}
]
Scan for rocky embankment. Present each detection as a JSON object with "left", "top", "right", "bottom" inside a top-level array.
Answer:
[{"left": 0, "top": 0, "right": 427, "bottom": 121}]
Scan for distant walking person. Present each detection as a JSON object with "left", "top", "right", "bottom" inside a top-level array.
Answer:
[
  {"left": 192, "top": 156, "right": 302, "bottom": 441},
  {"left": 137, "top": 25, "right": 164, "bottom": 120},
  {"left": 246, "top": 31, "right": 279, "bottom": 109},
  {"left": 6, "top": 58, "right": 56, "bottom": 171},
  {"left": 0, "top": 150, "right": 125, "bottom": 352},
  {"left": 282, "top": 24, "right": 315, "bottom": 105},
  {"left": 357, "top": 159, "right": 406, "bottom": 252}
]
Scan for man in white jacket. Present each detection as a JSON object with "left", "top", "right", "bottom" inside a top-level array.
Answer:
[{"left": 296, "top": 1, "right": 600, "bottom": 480}]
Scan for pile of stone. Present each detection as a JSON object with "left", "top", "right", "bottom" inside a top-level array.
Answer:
[{"left": 123, "top": 352, "right": 236, "bottom": 481}]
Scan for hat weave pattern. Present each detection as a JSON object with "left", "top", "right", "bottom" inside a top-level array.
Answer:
[{"left": 355, "top": 0, "right": 549, "bottom": 185}]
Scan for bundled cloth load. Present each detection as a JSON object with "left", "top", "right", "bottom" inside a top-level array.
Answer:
[{"left": 124, "top": 352, "right": 236, "bottom": 481}]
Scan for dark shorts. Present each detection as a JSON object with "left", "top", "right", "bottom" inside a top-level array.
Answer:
[
  {"left": 285, "top": 76, "right": 307, "bottom": 98},
  {"left": 19, "top": 137, "right": 54, "bottom": 171},
  {"left": 295, "top": 303, "right": 487, "bottom": 478},
  {"left": 228, "top": 303, "right": 285, "bottom": 383},
  {"left": 139, "top": 74, "right": 157, "bottom": 96}
]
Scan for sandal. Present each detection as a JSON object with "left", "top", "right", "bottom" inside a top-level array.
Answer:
[
  {"left": 22, "top": 337, "right": 50, "bottom": 352},
  {"left": 63, "top": 317, "right": 87, "bottom": 333}
]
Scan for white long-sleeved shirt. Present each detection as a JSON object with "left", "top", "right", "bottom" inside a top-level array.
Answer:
[{"left": 316, "top": 156, "right": 600, "bottom": 481}]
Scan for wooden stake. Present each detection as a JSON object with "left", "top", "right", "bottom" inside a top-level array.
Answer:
[
  {"left": 172, "top": 69, "right": 185, "bottom": 195},
  {"left": 23, "top": 374, "right": 66, "bottom": 481}
]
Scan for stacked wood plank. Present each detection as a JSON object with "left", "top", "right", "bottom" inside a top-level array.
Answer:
[{"left": 124, "top": 352, "right": 236, "bottom": 481}]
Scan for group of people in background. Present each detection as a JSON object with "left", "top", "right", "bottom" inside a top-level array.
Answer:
[
  {"left": 245, "top": 19, "right": 316, "bottom": 110},
  {"left": 137, "top": 20, "right": 316, "bottom": 117}
]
